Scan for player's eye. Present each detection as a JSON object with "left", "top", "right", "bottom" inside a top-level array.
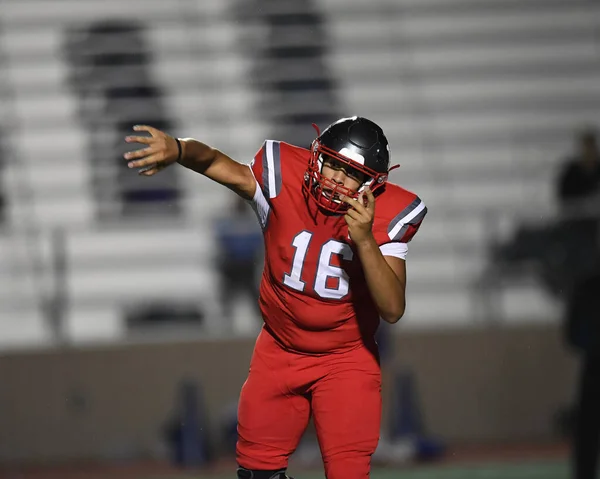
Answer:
[
  {"left": 346, "top": 169, "right": 364, "bottom": 182},
  {"left": 323, "top": 157, "right": 366, "bottom": 183},
  {"left": 323, "top": 157, "right": 341, "bottom": 169},
  {"left": 342, "top": 166, "right": 366, "bottom": 183}
]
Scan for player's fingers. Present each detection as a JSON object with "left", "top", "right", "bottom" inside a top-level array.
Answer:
[
  {"left": 345, "top": 207, "right": 362, "bottom": 221},
  {"left": 341, "top": 195, "right": 367, "bottom": 215},
  {"left": 365, "top": 187, "right": 375, "bottom": 211},
  {"left": 339, "top": 194, "right": 357, "bottom": 206},
  {"left": 124, "top": 135, "right": 153, "bottom": 145},
  {"left": 132, "top": 124, "right": 161, "bottom": 137},
  {"left": 139, "top": 166, "right": 159, "bottom": 176},
  {"left": 123, "top": 147, "right": 153, "bottom": 161},
  {"left": 127, "top": 152, "right": 162, "bottom": 169}
]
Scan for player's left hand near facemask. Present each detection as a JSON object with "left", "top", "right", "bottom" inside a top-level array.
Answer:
[{"left": 123, "top": 124, "right": 180, "bottom": 176}]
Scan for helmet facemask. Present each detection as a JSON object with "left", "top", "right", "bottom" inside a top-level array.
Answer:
[{"left": 303, "top": 139, "right": 389, "bottom": 214}]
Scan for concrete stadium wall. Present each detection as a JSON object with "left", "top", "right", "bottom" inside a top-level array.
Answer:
[{"left": 0, "top": 324, "right": 578, "bottom": 464}]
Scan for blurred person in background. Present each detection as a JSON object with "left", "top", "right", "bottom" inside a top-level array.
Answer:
[
  {"left": 552, "top": 127, "right": 600, "bottom": 294},
  {"left": 558, "top": 128, "right": 600, "bottom": 479},
  {"left": 213, "top": 195, "right": 263, "bottom": 327},
  {"left": 123, "top": 116, "right": 427, "bottom": 479},
  {"left": 565, "top": 271, "right": 600, "bottom": 479},
  {"left": 557, "top": 128, "right": 600, "bottom": 211},
  {"left": 491, "top": 127, "right": 600, "bottom": 297}
]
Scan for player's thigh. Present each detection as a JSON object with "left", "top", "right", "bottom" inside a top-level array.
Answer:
[
  {"left": 311, "top": 353, "right": 382, "bottom": 478},
  {"left": 237, "top": 336, "right": 310, "bottom": 470}
]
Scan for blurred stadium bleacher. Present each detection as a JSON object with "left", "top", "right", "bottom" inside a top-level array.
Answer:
[{"left": 1, "top": 0, "right": 598, "bottom": 348}]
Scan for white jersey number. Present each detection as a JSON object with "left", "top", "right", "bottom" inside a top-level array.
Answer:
[{"left": 282, "top": 231, "right": 353, "bottom": 300}]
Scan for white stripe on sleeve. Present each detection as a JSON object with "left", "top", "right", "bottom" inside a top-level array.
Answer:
[
  {"left": 388, "top": 200, "right": 426, "bottom": 241},
  {"left": 266, "top": 140, "right": 277, "bottom": 199},
  {"left": 247, "top": 165, "right": 270, "bottom": 229}
]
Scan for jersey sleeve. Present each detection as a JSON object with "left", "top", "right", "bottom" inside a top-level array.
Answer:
[
  {"left": 386, "top": 196, "right": 427, "bottom": 243},
  {"left": 246, "top": 140, "right": 284, "bottom": 230},
  {"left": 376, "top": 195, "right": 427, "bottom": 260},
  {"left": 248, "top": 140, "right": 283, "bottom": 200}
]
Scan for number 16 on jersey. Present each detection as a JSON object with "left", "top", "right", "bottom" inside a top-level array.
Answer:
[{"left": 283, "top": 231, "right": 354, "bottom": 300}]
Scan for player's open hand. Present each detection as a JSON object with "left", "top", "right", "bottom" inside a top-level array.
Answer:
[
  {"left": 123, "top": 125, "right": 180, "bottom": 176},
  {"left": 340, "top": 187, "right": 376, "bottom": 245}
]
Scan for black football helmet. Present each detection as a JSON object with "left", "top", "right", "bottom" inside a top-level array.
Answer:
[{"left": 304, "top": 116, "right": 394, "bottom": 213}]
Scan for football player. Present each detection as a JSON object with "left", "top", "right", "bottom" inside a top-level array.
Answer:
[{"left": 124, "top": 117, "right": 427, "bottom": 479}]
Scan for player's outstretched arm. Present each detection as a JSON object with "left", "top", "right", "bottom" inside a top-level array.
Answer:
[{"left": 124, "top": 125, "right": 256, "bottom": 200}]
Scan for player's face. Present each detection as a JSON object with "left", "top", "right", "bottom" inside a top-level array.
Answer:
[{"left": 320, "top": 156, "right": 366, "bottom": 196}]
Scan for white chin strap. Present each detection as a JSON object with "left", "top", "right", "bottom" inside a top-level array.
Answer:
[{"left": 358, "top": 178, "right": 374, "bottom": 193}]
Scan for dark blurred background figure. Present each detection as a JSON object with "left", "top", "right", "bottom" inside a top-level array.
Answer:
[
  {"left": 163, "top": 379, "right": 211, "bottom": 468},
  {"left": 558, "top": 128, "right": 600, "bottom": 479},
  {"left": 557, "top": 128, "right": 600, "bottom": 211},
  {"left": 565, "top": 272, "right": 600, "bottom": 479},
  {"left": 492, "top": 127, "right": 600, "bottom": 479},
  {"left": 63, "top": 20, "right": 181, "bottom": 219},
  {"left": 490, "top": 128, "right": 600, "bottom": 297},
  {"left": 551, "top": 128, "right": 600, "bottom": 296},
  {"left": 213, "top": 195, "right": 263, "bottom": 328}
]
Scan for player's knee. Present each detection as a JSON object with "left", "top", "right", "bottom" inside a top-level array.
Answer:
[{"left": 236, "top": 467, "right": 293, "bottom": 479}]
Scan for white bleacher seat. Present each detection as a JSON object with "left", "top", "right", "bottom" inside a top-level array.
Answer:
[
  {"left": 1, "top": 0, "right": 178, "bottom": 26},
  {"left": 1, "top": 28, "right": 63, "bottom": 58},
  {"left": 419, "top": 77, "right": 600, "bottom": 105},
  {"left": 403, "top": 288, "right": 474, "bottom": 326},
  {"left": 498, "top": 286, "right": 562, "bottom": 323},
  {"left": 66, "top": 227, "right": 213, "bottom": 261},
  {"left": 407, "top": 251, "right": 484, "bottom": 284},
  {"left": 410, "top": 41, "right": 598, "bottom": 71},
  {"left": 401, "top": 9, "right": 598, "bottom": 39},
  {"left": 32, "top": 198, "right": 94, "bottom": 227},
  {"left": 68, "top": 266, "right": 217, "bottom": 302},
  {"left": 0, "top": 309, "right": 51, "bottom": 350},
  {"left": 63, "top": 305, "right": 123, "bottom": 343},
  {"left": 22, "top": 164, "right": 90, "bottom": 191},
  {"left": 6, "top": 64, "right": 66, "bottom": 93},
  {"left": 14, "top": 94, "right": 79, "bottom": 125}
]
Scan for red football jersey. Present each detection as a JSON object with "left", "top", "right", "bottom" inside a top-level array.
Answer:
[{"left": 248, "top": 140, "right": 427, "bottom": 354}]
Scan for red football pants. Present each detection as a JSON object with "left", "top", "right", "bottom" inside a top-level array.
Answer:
[{"left": 237, "top": 328, "right": 382, "bottom": 479}]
